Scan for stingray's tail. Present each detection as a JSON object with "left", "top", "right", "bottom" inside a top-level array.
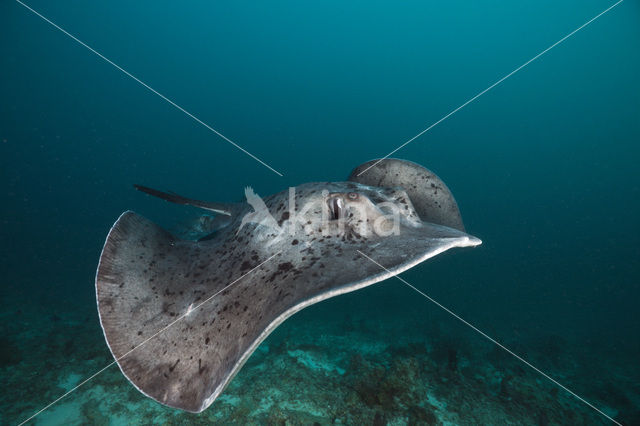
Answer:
[{"left": 133, "top": 184, "right": 235, "bottom": 216}]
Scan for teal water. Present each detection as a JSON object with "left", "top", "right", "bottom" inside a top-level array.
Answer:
[{"left": 1, "top": 0, "right": 639, "bottom": 424}]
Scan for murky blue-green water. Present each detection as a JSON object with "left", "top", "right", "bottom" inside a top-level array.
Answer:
[{"left": 1, "top": 0, "right": 639, "bottom": 424}]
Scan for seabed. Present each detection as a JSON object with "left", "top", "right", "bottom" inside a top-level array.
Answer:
[{"left": 2, "top": 283, "right": 637, "bottom": 425}]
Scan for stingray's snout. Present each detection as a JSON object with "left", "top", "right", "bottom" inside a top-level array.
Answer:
[{"left": 467, "top": 235, "right": 482, "bottom": 247}]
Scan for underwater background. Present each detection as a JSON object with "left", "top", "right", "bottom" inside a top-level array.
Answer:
[{"left": 1, "top": 0, "right": 639, "bottom": 424}]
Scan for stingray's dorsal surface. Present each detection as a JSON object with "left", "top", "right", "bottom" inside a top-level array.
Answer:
[{"left": 95, "top": 160, "right": 480, "bottom": 412}]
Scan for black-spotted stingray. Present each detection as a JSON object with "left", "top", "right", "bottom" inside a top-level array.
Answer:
[{"left": 95, "top": 158, "right": 481, "bottom": 412}]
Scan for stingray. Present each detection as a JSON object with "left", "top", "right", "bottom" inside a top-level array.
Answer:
[{"left": 95, "top": 158, "right": 481, "bottom": 412}]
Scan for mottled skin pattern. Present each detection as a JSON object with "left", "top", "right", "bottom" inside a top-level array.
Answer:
[
  {"left": 349, "top": 158, "right": 465, "bottom": 231},
  {"left": 96, "top": 167, "right": 480, "bottom": 412}
]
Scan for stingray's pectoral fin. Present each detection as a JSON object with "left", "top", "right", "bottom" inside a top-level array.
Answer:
[
  {"left": 96, "top": 211, "right": 270, "bottom": 412},
  {"left": 133, "top": 184, "right": 233, "bottom": 216},
  {"left": 348, "top": 159, "right": 465, "bottom": 231}
]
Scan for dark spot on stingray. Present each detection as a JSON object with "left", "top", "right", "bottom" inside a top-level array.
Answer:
[
  {"left": 291, "top": 239, "right": 299, "bottom": 245},
  {"left": 278, "top": 211, "right": 290, "bottom": 226},
  {"left": 278, "top": 262, "right": 293, "bottom": 272}
]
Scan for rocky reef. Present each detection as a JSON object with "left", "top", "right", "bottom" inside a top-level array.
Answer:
[{"left": 1, "top": 287, "right": 637, "bottom": 425}]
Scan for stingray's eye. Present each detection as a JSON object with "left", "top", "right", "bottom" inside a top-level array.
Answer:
[{"left": 347, "top": 192, "right": 359, "bottom": 201}]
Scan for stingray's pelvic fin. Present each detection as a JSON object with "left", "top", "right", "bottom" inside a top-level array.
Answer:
[{"left": 133, "top": 184, "right": 234, "bottom": 216}]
